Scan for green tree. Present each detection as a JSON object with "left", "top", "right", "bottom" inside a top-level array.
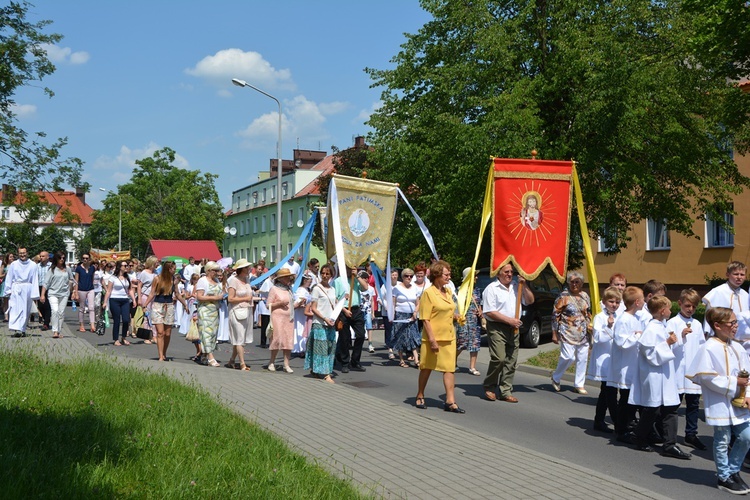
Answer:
[
  {"left": 0, "top": 1, "right": 86, "bottom": 231},
  {"left": 365, "top": 0, "right": 750, "bottom": 270},
  {"left": 90, "top": 148, "right": 225, "bottom": 259}
]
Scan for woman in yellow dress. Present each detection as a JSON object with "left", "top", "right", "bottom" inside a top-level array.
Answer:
[{"left": 415, "top": 260, "right": 465, "bottom": 413}]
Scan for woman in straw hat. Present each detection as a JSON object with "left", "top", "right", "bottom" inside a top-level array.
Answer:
[
  {"left": 267, "top": 268, "right": 296, "bottom": 373},
  {"left": 226, "top": 258, "right": 254, "bottom": 370}
]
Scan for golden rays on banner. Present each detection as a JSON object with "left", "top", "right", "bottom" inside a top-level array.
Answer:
[{"left": 458, "top": 157, "right": 599, "bottom": 317}]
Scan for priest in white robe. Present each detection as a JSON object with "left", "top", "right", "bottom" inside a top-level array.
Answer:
[{"left": 4, "top": 248, "right": 39, "bottom": 336}]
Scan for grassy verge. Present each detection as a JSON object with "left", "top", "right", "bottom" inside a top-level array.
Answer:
[
  {"left": 524, "top": 347, "right": 562, "bottom": 371},
  {"left": 0, "top": 351, "right": 365, "bottom": 499}
]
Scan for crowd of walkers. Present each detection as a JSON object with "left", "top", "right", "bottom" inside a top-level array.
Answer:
[{"left": 6, "top": 247, "right": 750, "bottom": 494}]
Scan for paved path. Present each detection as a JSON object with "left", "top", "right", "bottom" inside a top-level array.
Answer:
[{"left": 2, "top": 320, "right": 670, "bottom": 499}]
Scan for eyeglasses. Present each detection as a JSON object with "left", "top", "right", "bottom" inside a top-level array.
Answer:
[
  {"left": 82, "top": 257, "right": 90, "bottom": 260},
  {"left": 722, "top": 320, "right": 739, "bottom": 327},
  {"left": 403, "top": 275, "right": 413, "bottom": 278}
]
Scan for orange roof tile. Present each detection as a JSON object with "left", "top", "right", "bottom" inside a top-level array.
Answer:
[{"left": 0, "top": 189, "right": 94, "bottom": 224}]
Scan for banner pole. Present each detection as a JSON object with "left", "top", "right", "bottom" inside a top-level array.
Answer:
[
  {"left": 571, "top": 162, "right": 600, "bottom": 315},
  {"left": 514, "top": 281, "right": 523, "bottom": 335}
]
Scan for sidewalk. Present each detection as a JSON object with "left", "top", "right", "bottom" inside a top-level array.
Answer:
[{"left": 2, "top": 321, "right": 668, "bottom": 499}]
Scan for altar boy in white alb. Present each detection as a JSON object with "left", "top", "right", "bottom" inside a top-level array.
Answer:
[
  {"left": 702, "top": 261, "right": 750, "bottom": 347},
  {"left": 629, "top": 295, "right": 692, "bottom": 460},
  {"left": 3, "top": 247, "right": 39, "bottom": 336},
  {"left": 687, "top": 307, "right": 750, "bottom": 495}
]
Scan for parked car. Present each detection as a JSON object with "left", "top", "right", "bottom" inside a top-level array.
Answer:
[{"left": 474, "top": 266, "right": 564, "bottom": 348}]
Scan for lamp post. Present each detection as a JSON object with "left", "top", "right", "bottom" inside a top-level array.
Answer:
[
  {"left": 232, "top": 77, "right": 283, "bottom": 266},
  {"left": 99, "top": 188, "right": 121, "bottom": 251}
]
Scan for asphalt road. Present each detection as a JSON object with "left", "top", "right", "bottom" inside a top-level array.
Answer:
[{"left": 63, "top": 309, "right": 721, "bottom": 499}]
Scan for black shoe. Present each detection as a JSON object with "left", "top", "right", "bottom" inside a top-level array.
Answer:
[
  {"left": 616, "top": 432, "right": 636, "bottom": 444},
  {"left": 258, "top": 344, "right": 268, "bottom": 349},
  {"left": 661, "top": 445, "right": 692, "bottom": 460},
  {"left": 41, "top": 324, "right": 49, "bottom": 331},
  {"left": 340, "top": 366, "right": 350, "bottom": 373},
  {"left": 685, "top": 434, "right": 707, "bottom": 451},
  {"left": 349, "top": 365, "right": 366, "bottom": 372},
  {"left": 648, "top": 431, "right": 665, "bottom": 445},
  {"left": 732, "top": 473, "right": 750, "bottom": 494},
  {"left": 719, "top": 475, "right": 749, "bottom": 495},
  {"left": 444, "top": 402, "right": 466, "bottom": 414},
  {"left": 593, "top": 421, "right": 613, "bottom": 434}
]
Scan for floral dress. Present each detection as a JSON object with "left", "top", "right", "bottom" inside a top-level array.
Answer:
[
  {"left": 456, "top": 286, "right": 482, "bottom": 352},
  {"left": 197, "top": 278, "right": 223, "bottom": 354}
]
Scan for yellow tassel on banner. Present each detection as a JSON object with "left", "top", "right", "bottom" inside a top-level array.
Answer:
[{"left": 572, "top": 162, "right": 600, "bottom": 315}]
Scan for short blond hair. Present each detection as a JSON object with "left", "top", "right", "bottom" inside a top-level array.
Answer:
[
  {"left": 622, "top": 286, "right": 643, "bottom": 308},
  {"left": 602, "top": 286, "right": 622, "bottom": 302},
  {"left": 647, "top": 295, "right": 671, "bottom": 315}
]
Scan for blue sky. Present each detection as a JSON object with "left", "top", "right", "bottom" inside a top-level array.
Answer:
[{"left": 14, "top": 1, "right": 432, "bottom": 211}]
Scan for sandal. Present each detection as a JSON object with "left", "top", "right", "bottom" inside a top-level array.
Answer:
[
  {"left": 225, "top": 362, "right": 236, "bottom": 369},
  {"left": 388, "top": 352, "right": 395, "bottom": 360},
  {"left": 239, "top": 365, "right": 251, "bottom": 371},
  {"left": 399, "top": 361, "right": 409, "bottom": 368},
  {"left": 323, "top": 375, "right": 335, "bottom": 384},
  {"left": 208, "top": 359, "right": 220, "bottom": 367},
  {"left": 78, "top": 326, "right": 85, "bottom": 332},
  {"left": 114, "top": 340, "right": 122, "bottom": 346},
  {"left": 444, "top": 402, "right": 466, "bottom": 414},
  {"left": 52, "top": 333, "right": 61, "bottom": 339},
  {"left": 415, "top": 397, "right": 426, "bottom": 409},
  {"left": 469, "top": 368, "right": 481, "bottom": 376},
  {"left": 122, "top": 339, "right": 131, "bottom": 346},
  {"left": 143, "top": 339, "right": 153, "bottom": 344}
]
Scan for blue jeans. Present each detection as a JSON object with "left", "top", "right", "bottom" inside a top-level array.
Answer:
[
  {"left": 109, "top": 297, "right": 131, "bottom": 342},
  {"left": 714, "top": 422, "right": 750, "bottom": 481}
]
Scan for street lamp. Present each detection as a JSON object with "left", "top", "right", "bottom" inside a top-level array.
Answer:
[
  {"left": 232, "top": 77, "right": 283, "bottom": 266},
  {"left": 99, "top": 188, "right": 121, "bottom": 251}
]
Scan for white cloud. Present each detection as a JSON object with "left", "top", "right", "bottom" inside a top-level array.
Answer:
[
  {"left": 355, "top": 101, "right": 382, "bottom": 124},
  {"left": 235, "top": 95, "right": 348, "bottom": 149},
  {"left": 10, "top": 103, "right": 36, "bottom": 118},
  {"left": 90, "top": 143, "right": 190, "bottom": 186},
  {"left": 40, "top": 43, "right": 90, "bottom": 65},
  {"left": 186, "top": 48, "right": 295, "bottom": 91}
]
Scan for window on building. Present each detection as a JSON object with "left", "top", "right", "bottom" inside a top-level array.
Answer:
[
  {"left": 706, "top": 208, "right": 735, "bottom": 248},
  {"left": 233, "top": 249, "right": 237, "bottom": 261},
  {"left": 240, "top": 220, "right": 245, "bottom": 236},
  {"left": 646, "top": 218, "right": 670, "bottom": 250},
  {"left": 271, "top": 213, "right": 276, "bottom": 231},
  {"left": 288, "top": 243, "right": 293, "bottom": 254},
  {"left": 253, "top": 247, "right": 258, "bottom": 263},
  {"left": 598, "top": 223, "right": 618, "bottom": 253},
  {"left": 253, "top": 192, "right": 258, "bottom": 206},
  {"left": 245, "top": 193, "right": 250, "bottom": 207},
  {"left": 1, "top": 208, "right": 10, "bottom": 219},
  {"left": 271, "top": 245, "right": 276, "bottom": 263},
  {"left": 282, "top": 183, "right": 288, "bottom": 198},
  {"left": 287, "top": 209, "right": 294, "bottom": 228},
  {"left": 253, "top": 217, "right": 258, "bottom": 233},
  {"left": 262, "top": 188, "right": 267, "bottom": 202},
  {"left": 240, "top": 248, "right": 246, "bottom": 259},
  {"left": 271, "top": 185, "right": 276, "bottom": 200},
  {"left": 235, "top": 197, "right": 240, "bottom": 210},
  {"left": 261, "top": 246, "right": 267, "bottom": 260},
  {"left": 298, "top": 207, "right": 305, "bottom": 224},
  {"left": 261, "top": 215, "right": 267, "bottom": 232}
]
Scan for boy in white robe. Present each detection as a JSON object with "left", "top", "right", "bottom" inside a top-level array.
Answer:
[
  {"left": 666, "top": 288, "right": 706, "bottom": 451},
  {"left": 703, "top": 261, "right": 750, "bottom": 349},
  {"left": 588, "top": 286, "right": 621, "bottom": 433},
  {"left": 607, "top": 286, "right": 644, "bottom": 441},
  {"left": 636, "top": 279, "right": 666, "bottom": 329},
  {"left": 687, "top": 307, "right": 750, "bottom": 495},
  {"left": 3, "top": 248, "right": 39, "bottom": 337},
  {"left": 630, "top": 295, "right": 692, "bottom": 459}
]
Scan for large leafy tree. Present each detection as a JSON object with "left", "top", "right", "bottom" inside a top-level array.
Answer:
[
  {"left": 90, "top": 148, "right": 224, "bottom": 259},
  {"left": 0, "top": 1, "right": 86, "bottom": 233},
  {"left": 365, "top": 0, "right": 750, "bottom": 269}
]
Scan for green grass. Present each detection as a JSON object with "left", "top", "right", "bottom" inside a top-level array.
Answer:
[
  {"left": 524, "top": 348, "right": 563, "bottom": 371},
  {"left": 0, "top": 351, "right": 366, "bottom": 499}
]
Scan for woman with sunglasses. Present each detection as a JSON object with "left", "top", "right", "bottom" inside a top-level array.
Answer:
[
  {"left": 392, "top": 268, "right": 421, "bottom": 368},
  {"left": 102, "top": 261, "right": 137, "bottom": 346},
  {"left": 40, "top": 252, "right": 75, "bottom": 339}
]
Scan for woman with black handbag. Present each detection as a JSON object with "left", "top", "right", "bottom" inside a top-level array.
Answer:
[{"left": 143, "top": 261, "right": 188, "bottom": 361}]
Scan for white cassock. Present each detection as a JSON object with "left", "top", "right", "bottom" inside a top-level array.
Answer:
[
  {"left": 686, "top": 337, "right": 750, "bottom": 426},
  {"left": 629, "top": 319, "right": 680, "bottom": 408},
  {"left": 587, "top": 310, "right": 617, "bottom": 382},
  {"left": 666, "top": 314, "right": 705, "bottom": 395},
  {"left": 607, "top": 312, "right": 642, "bottom": 389},
  {"left": 702, "top": 283, "right": 750, "bottom": 348},
  {"left": 4, "top": 259, "right": 40, "bottom": 332}
]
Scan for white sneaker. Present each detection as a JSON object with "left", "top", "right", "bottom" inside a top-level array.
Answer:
[
  {"left": 368, "top": 344, "right": 375, "bottom": 353},
  {"left": 267, "top": 364, "right": 276, "bottom": 372}
]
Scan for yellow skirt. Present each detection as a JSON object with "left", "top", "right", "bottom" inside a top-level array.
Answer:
[{"left": 420, "top": 338, "right": 457, "bottom": 373}]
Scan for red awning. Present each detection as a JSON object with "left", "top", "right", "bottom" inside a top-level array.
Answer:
[{"left": 149, "top": 240, "right": 222, "bottom": 261}]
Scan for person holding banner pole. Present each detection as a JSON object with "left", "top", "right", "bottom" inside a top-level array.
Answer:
[
  {"left": 482, "top": 263, "right": 534, "bottom": 403},
  {"left": 334, "top": 266, "right": 369, "bottom": 373}
]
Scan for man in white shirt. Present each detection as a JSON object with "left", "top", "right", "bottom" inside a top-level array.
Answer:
[
  {"left": 182, "top": 256, "right": 200, "bottom": 284},
  {"left": 703, "top": 261, "right": 750, "bottom": 345},
  {"left": 482, "top": 263, "right": 534, "bottom": 403},
  {"left": 4, "top": 247, "right": 39, "bottom": 337},
  {"left": 282, "top": 256, "right": 301, "bottom": 277}
]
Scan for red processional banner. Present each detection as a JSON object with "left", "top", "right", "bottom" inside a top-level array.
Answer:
[{"left": 491, "top": 158, "right": 574, "bottom": 282}]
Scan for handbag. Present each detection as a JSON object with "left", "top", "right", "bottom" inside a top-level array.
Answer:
[
  {"left": 104, "top": 309, "right": 111, "bottom": 328},
  {"left": 136, "top": 327, "right": 152, "bottom": 340},
  {"left": 266, "top": 321, "right": 274, "bottom": 341},
  {"left": 186, "top": 318, "right": 200, "bottom": 342},
  {"left": 232, "top": 306, "right": 250, "bottom": 321}
]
